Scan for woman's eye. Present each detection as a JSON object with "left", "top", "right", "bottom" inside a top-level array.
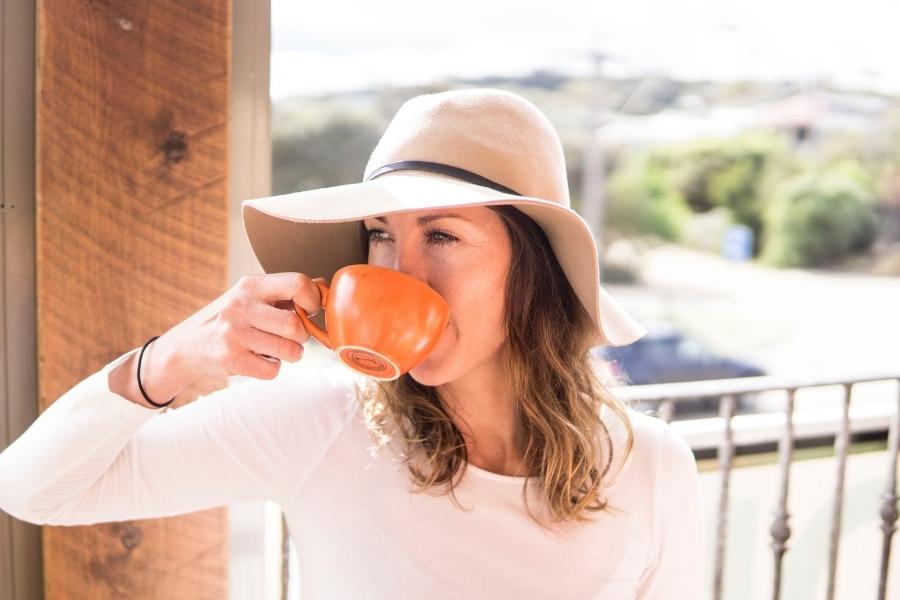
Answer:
[
  {"left": 425, "top": 228, "right": 458, "bottom": 246},
  {"left": 365, "top": 227, "right": 388, "bottom": 244},
  {"left": 364, "top": 227, "right": 458, "bottom": 247}
]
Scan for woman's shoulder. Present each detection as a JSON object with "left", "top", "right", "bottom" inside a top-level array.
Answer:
[
  {"left": 601, "top": 403, "right": 695, "bottom": 488},
  {"left": 625, "top": 406, "right": 672, "bottom": 443}
]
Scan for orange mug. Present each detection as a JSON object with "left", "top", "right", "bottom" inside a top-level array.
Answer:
[{"left": 294, "top": 264, "right": 450, "bottom": 380}]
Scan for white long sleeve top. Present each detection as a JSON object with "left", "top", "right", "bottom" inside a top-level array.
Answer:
[{"left": 0, "top": 346, "right": 707, "bottom": 599}]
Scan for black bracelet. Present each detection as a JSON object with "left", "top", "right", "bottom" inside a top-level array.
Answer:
[{"left": 137, "top": 335, "right": 176, "bottom": 408}]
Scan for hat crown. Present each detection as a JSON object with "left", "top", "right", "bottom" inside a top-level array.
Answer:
[{"left": 363, "top": 88, "right": 570, "bottom": 207}]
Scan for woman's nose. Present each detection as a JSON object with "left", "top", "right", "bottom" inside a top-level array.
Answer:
[{"left": 392, "top": 247, "right": 429, "bottom": 283}]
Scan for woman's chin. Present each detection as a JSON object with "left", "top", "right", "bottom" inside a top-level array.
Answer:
[
  {"left": 408, "top": 353, "right": 442, "bottom": 384},
  {"left": 408, "top": 323, "right": 453, "bottom": 384},
  {"left": 409, "top": 347, "right": 447, "bottom": 384}
]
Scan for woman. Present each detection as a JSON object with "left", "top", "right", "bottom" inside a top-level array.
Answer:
[{"left": 0, "top": 88, "right": 705, "bottom": 599}]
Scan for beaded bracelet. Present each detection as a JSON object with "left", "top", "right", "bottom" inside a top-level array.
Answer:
[{"left": 137, "top": 335, "right": 176, "bottom": 408}]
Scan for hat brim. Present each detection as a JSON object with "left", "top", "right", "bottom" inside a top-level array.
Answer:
[{"left": 241, "top": 170, "right": 647, "bottom": 347}]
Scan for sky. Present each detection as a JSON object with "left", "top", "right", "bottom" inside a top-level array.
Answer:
[{"left": 270, "top": 0, "right": 900, "bottom": 101}]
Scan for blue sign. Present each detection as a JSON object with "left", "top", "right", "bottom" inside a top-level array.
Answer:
[{"left": 721, "top": 224, "right": 754, "bottom": 261}]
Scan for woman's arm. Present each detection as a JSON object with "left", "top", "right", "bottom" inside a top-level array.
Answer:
[
  {"left": 0, "top": 346, "right": 360, "bottom": 525},
  {"left": 634, "top": 422, "right": 708, "bottom": 599}
]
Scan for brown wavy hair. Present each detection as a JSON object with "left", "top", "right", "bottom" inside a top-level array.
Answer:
[{"left": 351, "top": 204, "right": 636, "bottom": 530}]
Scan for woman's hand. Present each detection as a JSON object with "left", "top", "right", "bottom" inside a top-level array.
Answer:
[
  {"left": 161, "top": 272, "right": 326, "bottom": 382},
  {"left": 107, "top": 272, "right": 324, "bottom": 409}
]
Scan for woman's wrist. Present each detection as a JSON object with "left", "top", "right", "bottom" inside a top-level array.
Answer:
[
  {"left": 108, "top": 332, "right": 194, "bottom": 409},
  {"left": 136, "top": 337, "right": 176, "bottom": 407}
]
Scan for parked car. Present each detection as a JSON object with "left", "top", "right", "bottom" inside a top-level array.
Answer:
[{"left": 592, "top": 322, "right": 767, "bottom": 419}]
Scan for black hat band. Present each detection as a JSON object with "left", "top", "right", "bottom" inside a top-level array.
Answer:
[{"left": 364, "top": 160, "right": 522, "bottom": 196}]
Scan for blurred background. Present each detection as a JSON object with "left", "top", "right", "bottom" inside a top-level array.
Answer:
[
  {"left": 267, "top": 1, "right": 900, "bottom": 599},
  {"left": 269, "top": 0, "right": 900, "bottom": 386}
]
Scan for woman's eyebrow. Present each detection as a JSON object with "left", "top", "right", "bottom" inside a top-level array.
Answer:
[{"left": 371, "top": 213, "right": 473, "bottom": 226}]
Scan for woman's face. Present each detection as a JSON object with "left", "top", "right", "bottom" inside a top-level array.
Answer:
[{"left": 362, "top": 205, "right": 512, "bottom": 386}]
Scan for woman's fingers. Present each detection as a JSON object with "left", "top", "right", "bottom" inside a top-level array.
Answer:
[
  {"left": 178, "top": 272, "right": 330, "bottom": 380},
  {"left": 252, "top": 301, "right": 310, "bottom": 345},
  {"left": 248, "top": 275, "right": 330, "bottom": 345},
  {"left": 240, "top": 273, "right": 323, "bottom": 317},
  {"left": 233, "top": 349, "right": 284, "bottom": 380},
  {"left": 243, "top": 325, "right": 304, "bottom": 364}
]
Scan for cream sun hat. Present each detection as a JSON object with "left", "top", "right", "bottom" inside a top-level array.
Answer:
[{"left": 241, "top": 87, "right": 647, "bottom": 347}]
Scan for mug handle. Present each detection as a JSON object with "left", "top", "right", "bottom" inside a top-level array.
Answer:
[{"left": 295, "top": 280, "right": 333, "bottom": 349}]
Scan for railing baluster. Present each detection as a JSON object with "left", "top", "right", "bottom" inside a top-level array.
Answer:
[
  {"left": 826, "top": 383, "right": 853, "bottom": 600},
  {"left": 713, "top": 393, "right": 737, "bottom": 600},
  {"left": 658, "top": 397, "right": 676, "bottom": 423},
  {"left": 876, "top": 378, "right": 900, "bottom": 600},
  {"left": 770, "top": 388, "right": 797, "bottom": 600},
  {"left": 609, "top": 371, "right": 899, "bottom": 599},
  {"left": 282, "top": 511, "right": 291, "bottom": 599}
]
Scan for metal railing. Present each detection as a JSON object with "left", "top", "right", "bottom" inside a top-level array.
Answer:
[{"left": 612, "top": 371, "right": 900, "bottom": 600}]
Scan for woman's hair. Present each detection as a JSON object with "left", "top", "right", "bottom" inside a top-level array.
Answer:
[{"left": 352, "top": 204, "right": 635, "bottom": 530}]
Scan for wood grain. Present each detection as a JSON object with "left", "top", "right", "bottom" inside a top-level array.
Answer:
[{"left": 36, "top": 0, "right": 232, "bottom": 597}]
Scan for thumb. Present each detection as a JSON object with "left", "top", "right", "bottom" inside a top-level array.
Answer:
[{"left": 294, "top": 276, "right": 328, "bottom": 317}]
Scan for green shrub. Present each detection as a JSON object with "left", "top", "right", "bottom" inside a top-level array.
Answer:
[
  {"left": 271, "top": 108, "right": 383, "bottom": 195},
  {"left": 660, "top": 132, "right": 796, "bottom": 254},
  {"left": 760, "top": 171, "right": 880, "bottom": 267},
  {"left": 605, "top": 153, "right": 691, "bottom": 241}
]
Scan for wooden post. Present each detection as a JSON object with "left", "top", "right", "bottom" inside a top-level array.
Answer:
[{"left": 36, "top": 1, "right": 231, "bottom": 597}]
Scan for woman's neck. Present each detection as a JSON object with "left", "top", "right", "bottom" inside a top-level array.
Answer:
[{"left": 436, "top": 357, "right": 527, "bottom": 476}]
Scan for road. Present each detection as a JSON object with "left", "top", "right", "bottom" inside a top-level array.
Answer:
[{"left": 605, "top": 241, "right": 900, "bottom": 378}]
